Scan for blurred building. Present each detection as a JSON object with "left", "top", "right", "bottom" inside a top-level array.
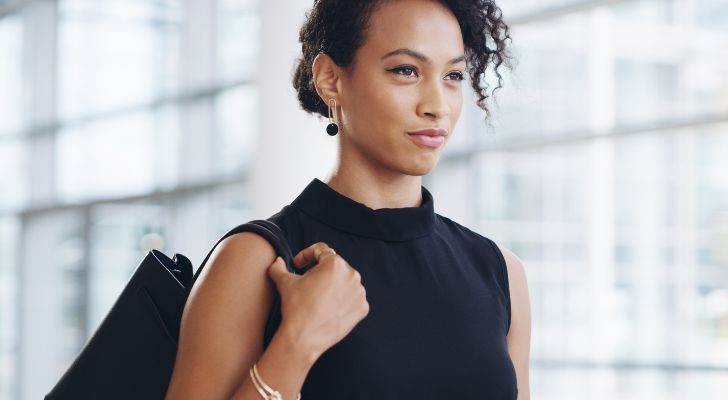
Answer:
[{"left": 0, "top": 0, "right": 726, "bottom": 399}]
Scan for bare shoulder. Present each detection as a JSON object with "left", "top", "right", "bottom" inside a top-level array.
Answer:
[
  {"left": 496, "top": 244, "right": 532, "bottom": 400},
  {"left": 165, "top": 231, "right": 279, "bottom": 400},
  {"left": 495, "top": 244, "right": 530, "bottom": 321},
  {"left": 191, "top": 231, "right": 278, "bottom": 296},
  {"left": 496, "top": 245, "right": 528, "bottom": 292}
]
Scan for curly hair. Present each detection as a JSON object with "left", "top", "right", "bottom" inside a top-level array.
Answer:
[{"left": 292, "top": 0, "right": 514, "bottom": 121}]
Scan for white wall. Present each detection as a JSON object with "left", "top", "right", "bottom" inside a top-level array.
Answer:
[{"left": 253, "top": 0, "right": 337, "bottom": 218}]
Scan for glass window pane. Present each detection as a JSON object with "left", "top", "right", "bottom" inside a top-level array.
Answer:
[
  {"left": 501, "top": 0, "right": 597, "bottom": 18},
  {"left": 473, "top": 123, "right": 728, "bottom": 398},
  {"left": 87, "top": 203, "right": 165, "bottom": 335},
  {"left": 214, "top": 85, "right": 257, "bottom": 175},
  {"left": 481, "top": 1, "right": 728, "bottom": 146},
  {"left": 478, "top": 126, "right": 728, "bottom": 360},
  {"left": 0, "top": 15, "right": 24, "bottom": 135},
  {"left": 56, "top": 107, "right": 180, "bottom": 201},
  {"left": 532, "top": 366, "right": 728, "bottom": 400},
  {"left": 58, "top": 0, "right": 182, "bottom": 119},
  {"left": 20, "top": 211, "right": 85, "bottom": 397},
  {"left": 485, "top": 13, "right": 591, "bottom": 140},
  {"left": 216, "top": 0, "right": 259, "bottom": 82},
  {"left": 0, "top": 217, "right": 19, "bottom": 400},
  {"left": 611, "top": 1, "right": 728, "bottom": 123},
  {"left": 0, "top": 138, "right": 26, "bottom": 211},
  {"left": 211, "top": 182, "right": 253, "bottom": 235},
  {"left": 695, "top": 0, "right": 728, "bottom": 32}
]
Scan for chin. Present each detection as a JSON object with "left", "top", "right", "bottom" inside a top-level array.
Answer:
[{"left": 402, "top": 159, "right": 439, "bottom": 176}]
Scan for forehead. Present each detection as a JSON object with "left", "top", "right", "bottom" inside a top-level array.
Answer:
[{"left": 362, "top": 0, "right": 465, "bottom": 59}]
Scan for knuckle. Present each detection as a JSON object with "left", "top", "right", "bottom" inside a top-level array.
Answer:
[
  {"left": 326, "top": 253, "right": 339, "bottom": 265},
  {"left": 325, "top": 260, "right": 340, "bottom": 273},
  {"left": 334, "top": 255, "right": 348, "bottom": 267},
  {"left": 331, "top": 256, "right": 345, "bottom": 269},
  {"left": 312, "top": 242, "right": 334, "bottom": 260},
  {"left": 321, "top": 249, "right": 337, "bottom": 259}
]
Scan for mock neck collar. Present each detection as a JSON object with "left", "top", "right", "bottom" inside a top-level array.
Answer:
[{"left": 291, "top": 178, "right": 436, "bottom": 242}]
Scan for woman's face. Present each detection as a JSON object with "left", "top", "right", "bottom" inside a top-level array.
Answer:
[{"left": 338, "top": 0, "right": 465, "bottom": 177}]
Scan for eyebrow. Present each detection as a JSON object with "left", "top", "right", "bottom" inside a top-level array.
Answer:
[{"left": 381, "top": 48, "right": 466, "bottom": 66}]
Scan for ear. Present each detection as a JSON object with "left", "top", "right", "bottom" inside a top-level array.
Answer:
[{"left": 312, "top": 52, "right": 343, "bottom": 105}]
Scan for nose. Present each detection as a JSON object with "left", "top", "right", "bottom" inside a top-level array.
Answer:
[{"left": 417, "top": 79, "right": 451, "bottom": 120}]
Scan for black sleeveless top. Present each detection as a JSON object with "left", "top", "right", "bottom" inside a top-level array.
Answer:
[{"left": 267, "top": 178, "right": 518, "bottom": 399}]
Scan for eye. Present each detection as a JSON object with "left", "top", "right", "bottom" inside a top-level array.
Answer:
[
  {"left": 389, "top": 65, "right": 418, "bottom": 78},
  {"left": 446, "top": 71, "right": 465, "bottom": 81}
]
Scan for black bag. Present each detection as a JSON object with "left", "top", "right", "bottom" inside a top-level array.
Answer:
[{"left": 45, "top": 219, "right": 297, "bottom": 400}]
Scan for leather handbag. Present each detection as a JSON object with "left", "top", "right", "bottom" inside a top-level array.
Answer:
[{"left": 45, "top": 219, "right": 297, "bottom": 400}]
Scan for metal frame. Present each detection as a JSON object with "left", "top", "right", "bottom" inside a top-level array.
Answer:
[
  {"left": 0, "top": 80, "right": 251, "bottom": 141},
  {"left": 15, "top": 1, "right": 57, "bottom": 398},
  {"left": 440, "top": 111, "right": 728, "bottom": 163}
]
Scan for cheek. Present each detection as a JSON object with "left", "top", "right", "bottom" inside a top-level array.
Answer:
[
  {"left": 370, "top": 78, "right": 414, "bottom": 114},
  {"left": 451, "top": 90, "right": 464, "bottom": 119},
  {"left": 348, "top": 76, "right": 415, "bottom": 128}
]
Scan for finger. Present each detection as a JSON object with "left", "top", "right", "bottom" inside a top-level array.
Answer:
[
  {"left": 292, "top": 244, "right": 336, "bottom": 269},
  {"left": 267, "top": 257, "right": 290, "bottom": 285},
  {"left": 292, "top": 242, "right": 335, "bottom": 268},
  {"left": 294, "top": 250, "right": 336, "bottom": 271}
]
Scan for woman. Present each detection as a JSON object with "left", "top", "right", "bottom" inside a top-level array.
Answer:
[{"left": 166, "top": 0, "right": 531, "bottom": 399}]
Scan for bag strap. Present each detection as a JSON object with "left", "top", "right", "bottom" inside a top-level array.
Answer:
[{"left": 190, "top": 220, "right": 296, "bottom": 290}]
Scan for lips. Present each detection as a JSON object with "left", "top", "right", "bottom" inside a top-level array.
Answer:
[
  {"left": 407, "top": 128, "right": 447, "bottom": 148},
  {"left": 407, "top": 128, "right": 447, "bottom": 137}
]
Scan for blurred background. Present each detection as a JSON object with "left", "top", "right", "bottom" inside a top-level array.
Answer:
[{"left": 1, "top": 0, "right": 727, "bottom": 399}]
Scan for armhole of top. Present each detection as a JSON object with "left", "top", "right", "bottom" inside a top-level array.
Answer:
[
  {"left": 267, "top": 205, "right": 305, "bottom": 260},
  {"left": 487, "top": 238, "right": 512, "bottom": 334},
  {"left": 267, "top": 206, "right": 295, "bottom": 244}
]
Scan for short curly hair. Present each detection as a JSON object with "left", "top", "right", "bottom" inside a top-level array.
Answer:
[{"left": 292, "top": 0, "right": 514, "bottom": 121}]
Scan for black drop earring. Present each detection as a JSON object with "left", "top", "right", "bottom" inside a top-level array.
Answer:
[{"left": 326, "top": 98, "right": 339, "bottom": 136}]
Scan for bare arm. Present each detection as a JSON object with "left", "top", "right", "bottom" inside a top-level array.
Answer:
[
  {"left": 499, "top": 245, "right": 532, "bottom": 400},
  {"left": 165, "top": 233, "right": 369, "bottom": 400},
  {"left": 230, "top": 324, "right": 315, "bottom": 400},
  {"left": 165, "top": 232, "right": 314, "bottom": 400}
]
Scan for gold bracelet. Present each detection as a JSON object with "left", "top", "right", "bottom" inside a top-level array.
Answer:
[
  {"left": 249, "top": 363, "right": 302, "bottom": 400},
  {"left": 250, "top": 365, "right": 279, "bottom": 399}
]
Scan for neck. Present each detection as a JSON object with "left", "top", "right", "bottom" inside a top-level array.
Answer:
[{"left": 324, "top": 145, "right": 423, "bottom": 210}]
